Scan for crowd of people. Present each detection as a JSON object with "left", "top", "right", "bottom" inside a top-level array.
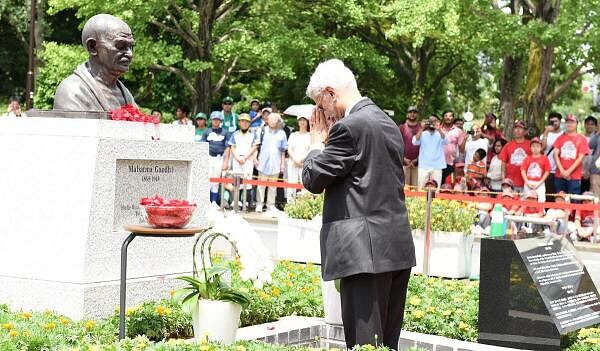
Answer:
[
  {"left": 179, "top": 97, "right": 312, "bottom": 215},
  {"left": 400, "top": 107, "right": 600, "bottom": 241}
]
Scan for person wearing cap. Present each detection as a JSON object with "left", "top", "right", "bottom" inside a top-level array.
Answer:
[
  {"left": 540, "top": 112, "right": 564, "bottom": 200},
  {"left": 172, "top": 105, "right": 192, "bottom": 125},
  {"left": 399, "top": 106, "right": 421, "bottom": 187},
  {"left": 520, "top": 137, "right": 551, "bottom": 202},
  {"left": 193, "top": 112, "right": 208, "bottom": 142},
  {"left": 413, "top": 115, "right": 447, "bottom": 190},
  {"left": 553, "top": 114, "right": 590, "bottom": 195},
  {"left": 286, "top": 114, "right": 311, "bottom": 202},
  {"left": 221, "top": 96, "right": 239, "bottom": 133},
  {"left": 544, "top": 191, "right": 570, "bottom": 235},
  {"left": 228, "top": 113, "right": 260, "bottom": 199},
  {"left": 201, "top": 111, "right": 231, "bottom": 204},
  {"left": 499, "top": 120, "right": 531, "bottom": 193},
  {"left": 571, "top": 191, "right": 597, "bottom": 241}
]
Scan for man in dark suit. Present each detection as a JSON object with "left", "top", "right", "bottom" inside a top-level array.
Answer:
[{"left": 302, "top": 59, "right": 416, "bottom": 350}]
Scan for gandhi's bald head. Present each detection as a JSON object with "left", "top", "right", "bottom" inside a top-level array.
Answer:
[
  {"left": 81, "top": 14, "right": 132, "bottom": 48},
  {"left": 81, "top": 14, "right": 134, "bottom": 76}
]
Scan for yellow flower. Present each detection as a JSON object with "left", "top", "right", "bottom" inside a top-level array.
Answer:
[
  {"left": 200, "top": 330, "right": 212, "bottom": 343},
  {"left": 427, "top": 307, "right": 436, "bottom": 313},
  {"left": 235, "top": 346, "right": 246, "bottom": 351},
  {"left": 442, "top": 310, "right": 452, "bottom": 317},
  {"left": 409, "top": 297, "right": 421, "bottom": 306},
  {"left": 306, "top": 263, "right": 314, "bottom": 272},
  {"left": 199, "top": 345, "right": 211, "bottom": 351},
  {"left": 2, "top": 323, "right": 13, "bottom": 330},
  {"left": 155, "top": 306, "right": 168, "bottom": 316},
  {"left": 20, "top": 312, "right": 32, "bottom": 320},
  {"left": 362, "top": 344, "right": 375, "bottom": 350},
  {"left": 586, "top": 337, "right": 600, "bottom": 344},
  {"left": 84, "top": 320, "right": 96, "bottom": 331},
  {"left": 126, "top": 306, "right": 140, "bottom": 316},
  {"left": 60, "top": 317, "right": 70, "bottom": 325},
  {"left": 8, "top": 330, "right": 18, "bottom": 338},
  {"left": 272, "top": 287, "right": 281, "bottom": 297},
  {"left": 169, "top": 290, "right": 176, "bottom": 298},
  {"left": 88, "top": 346, "right": 101, "bottom": 351},
  {"left": 459, "top": 322, "right": 469, "bottom": 330},
  {"left": 579, "top": 328, "right": 594, "bottom": 338},
  {"left": 412, "top": 310, "right": 425, "bottom": 319},
  {"left": 44, "top": 322, "right": 56, "bottom": 331},
  {"left": 258, "top": 291, "right": 270, "bottom": 300}
]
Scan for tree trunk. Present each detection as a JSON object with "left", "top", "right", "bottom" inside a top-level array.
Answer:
[
  {"left": 195, "top": 0, "right": 216, "bottom": 115},
  {"left": 522, "top": 41, "right": 555, "bottom": 134},
  {"left": 499, "top": 54, "right": 524, "bottom": 138}
]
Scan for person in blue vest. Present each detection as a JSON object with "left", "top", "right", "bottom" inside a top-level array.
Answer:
[{"left": 201, "top": 111, "right": 231, "bottom": 204}]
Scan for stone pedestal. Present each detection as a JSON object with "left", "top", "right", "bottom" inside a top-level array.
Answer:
[{"left": 0, "top": 116, "right": 208, "bottom": 319}]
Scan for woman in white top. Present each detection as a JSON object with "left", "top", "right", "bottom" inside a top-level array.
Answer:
[
  {"left": 487, "top": 139, "right": 505, "bottom": 194},
  {"left": 286, "top": 115, "right": 311, "bottom": 202}
]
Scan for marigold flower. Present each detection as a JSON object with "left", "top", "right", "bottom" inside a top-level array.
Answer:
[
  {"left": 409, "top": 297, "right": 421, "bottom": 306},
  {"left": 20, "top": 312, "right": 32, "bottom": 320},
  {"left": 44, "top": 322, "right": 56, "bottom": 331},
  {"left": 442, "top": 310, "right": 452, "bottom": 317},
  {"left": 8, "top": 330, "right": 18, "bottom": 337},
  {"left": 169, "top": 290, "right": 176, "bottom": 298},
  {"left": 84, "top": 320, "right": 96, "bottom": 331},
  {"left": 459, "top": 322, "right": 469, "bottom": 330},
  {"left": 412, "top": 310, "right": 425, "bottom": 319},
  {"left": 272, "top": 287, "right": 281, "bottom": 297},
  {"left": 235, "top": 346, "right": 246, "bottom": 351},
  {"left": 60, "top": 317, "right": 70, "bottom": 325},
  {"left": 2, "top": 323, "right": 13, "bottom": 330}
]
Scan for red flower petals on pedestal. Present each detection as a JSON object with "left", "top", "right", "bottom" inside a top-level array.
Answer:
[
  {"left": 110, "top": 105, "right": 160, "bottom": 124},
  {"left": 140, "top": 196, "right": 197, "bottom": 228}
]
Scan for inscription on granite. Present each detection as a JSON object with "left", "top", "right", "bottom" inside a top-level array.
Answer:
[
  {"left": 113, "top": 159, "right": 190, "bottom": 229},
  {"left": 514, "top": 237, "right": 600, "bottom": 334}
]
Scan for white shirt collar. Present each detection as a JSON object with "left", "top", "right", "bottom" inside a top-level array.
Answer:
[{"left": 344, "top": 96, "right": 366, "bottom": 118}]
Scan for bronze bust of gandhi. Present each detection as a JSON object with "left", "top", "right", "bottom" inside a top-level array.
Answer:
[{"left": 53, "top": 14, "right": 136, "bottom": 112}]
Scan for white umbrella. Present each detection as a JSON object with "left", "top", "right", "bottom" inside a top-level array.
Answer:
[{"left": 283, "top": 104, "right": 315, "bottom": 119}]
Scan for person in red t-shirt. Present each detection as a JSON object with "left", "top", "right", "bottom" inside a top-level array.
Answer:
[
  {"left": 553, "top": 114, "right": 591, "bottom": 195},
  {"left": 400, "top": 106, "right": 422, "bottom": 187},
  {"left": 499, "top": 120, "right": 531, "bottom": 193},
  {"left": 521, "top": 137, "right": 551, "bottom": 202}
]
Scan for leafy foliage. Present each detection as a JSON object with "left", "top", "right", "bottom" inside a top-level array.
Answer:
[
  {"left": 284, "top": 193, "right": 324, "bottom": 220},
  {"left": 34, "top": 42, "right": 87, "bottom": 109}
]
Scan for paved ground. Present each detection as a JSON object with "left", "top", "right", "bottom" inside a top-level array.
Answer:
[{"left": 580, "top": 250, "right": 600, "bottom": 287}]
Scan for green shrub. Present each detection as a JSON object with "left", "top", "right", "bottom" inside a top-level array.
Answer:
[
  {"left": 406, "top": 198, "right": 476, "bottom": 233},
  {"left": 108, "top": 299, "right": 192, "bottom": 341},
  {"left": 284, "top": 194, "right": 323, "bottom": 220}
]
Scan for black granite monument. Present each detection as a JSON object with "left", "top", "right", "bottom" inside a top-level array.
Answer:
[{"left": 478, "top": 236, "right": 600, "bottom": 351}]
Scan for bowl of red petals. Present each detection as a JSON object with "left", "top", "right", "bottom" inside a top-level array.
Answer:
[{"left": 140, "top": 195, "right": 197, "bottom": 228}]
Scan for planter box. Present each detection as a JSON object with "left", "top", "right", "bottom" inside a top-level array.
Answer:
[
  {"left": 277, "top": 216, "right": 321, "bottom": 264},
  {"left": 193, "top": 299, "right": 241, "bottom": 344},
  {"left": 412, "top": 229, "right": 474, "bottom": 279}
]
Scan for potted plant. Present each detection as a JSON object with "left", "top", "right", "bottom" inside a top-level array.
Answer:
[
  {"left": 176, "top": 208, "right": 273, "bottom": 344},
  {"left": 278, "top": 193, "right": 323, "bottom": 263},
  {"left": 407, "top": 198, "right": 476, "bottom": 278}
]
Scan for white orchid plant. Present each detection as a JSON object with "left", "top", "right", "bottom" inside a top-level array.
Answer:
[{"left": 175, "top": 205, "right": 274, "bottom": 312}]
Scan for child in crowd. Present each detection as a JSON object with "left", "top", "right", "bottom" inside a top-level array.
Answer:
[
  {"left": 444, "top": 162, "right": 465, "bottom": 188},
  {"left": 424, "top": 178, "right": 438, "bottom": 192},
  {"left": 473, "top": 186, "right": 493, "bottom": 235},
  {"left": 571, "top": 191, "right": 598, "bottom": 242},
  {"left": 516, "top": 191, "right": 545, "bottom": 233},
  {"left": 466, "top": 148, "right": 487, "bottom": 182},
  {"left": 521, "top": 137, "right": 551, "bottom": 202},
  {"left": 500, "top": 178, "right": 520, "bottom": 215},
  {"left": 545, "top": 191, "right": 570, "bottom": 235}
]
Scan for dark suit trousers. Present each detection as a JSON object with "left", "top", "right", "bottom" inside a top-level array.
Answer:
[{"left": 340, "top": 269, "right": 411, "bottom": 350}]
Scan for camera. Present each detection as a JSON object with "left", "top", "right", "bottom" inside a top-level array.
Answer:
[{"left": 425, "top": 121, "right": 435, "bottom": 130}]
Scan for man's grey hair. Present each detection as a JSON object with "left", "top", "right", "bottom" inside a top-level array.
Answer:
[
  {"left": 81, "top": 14, "right": 131, "bottom": 47},
  {"left": 306, "top": 59, "right": 358, "bottom": 100}
]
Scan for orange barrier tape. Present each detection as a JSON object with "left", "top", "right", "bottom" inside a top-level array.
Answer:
[{"left": 210, "top": 177, "right": 600, "bottom": 212}]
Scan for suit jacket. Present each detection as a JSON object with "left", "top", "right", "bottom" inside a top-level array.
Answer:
[{"left": 302, "top": 98, "right": 416, "bottom": 281}]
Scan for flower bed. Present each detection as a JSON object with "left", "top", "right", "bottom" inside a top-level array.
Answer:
[{"left": 1, "top": 260, "right": 596, "bottom": 350}]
